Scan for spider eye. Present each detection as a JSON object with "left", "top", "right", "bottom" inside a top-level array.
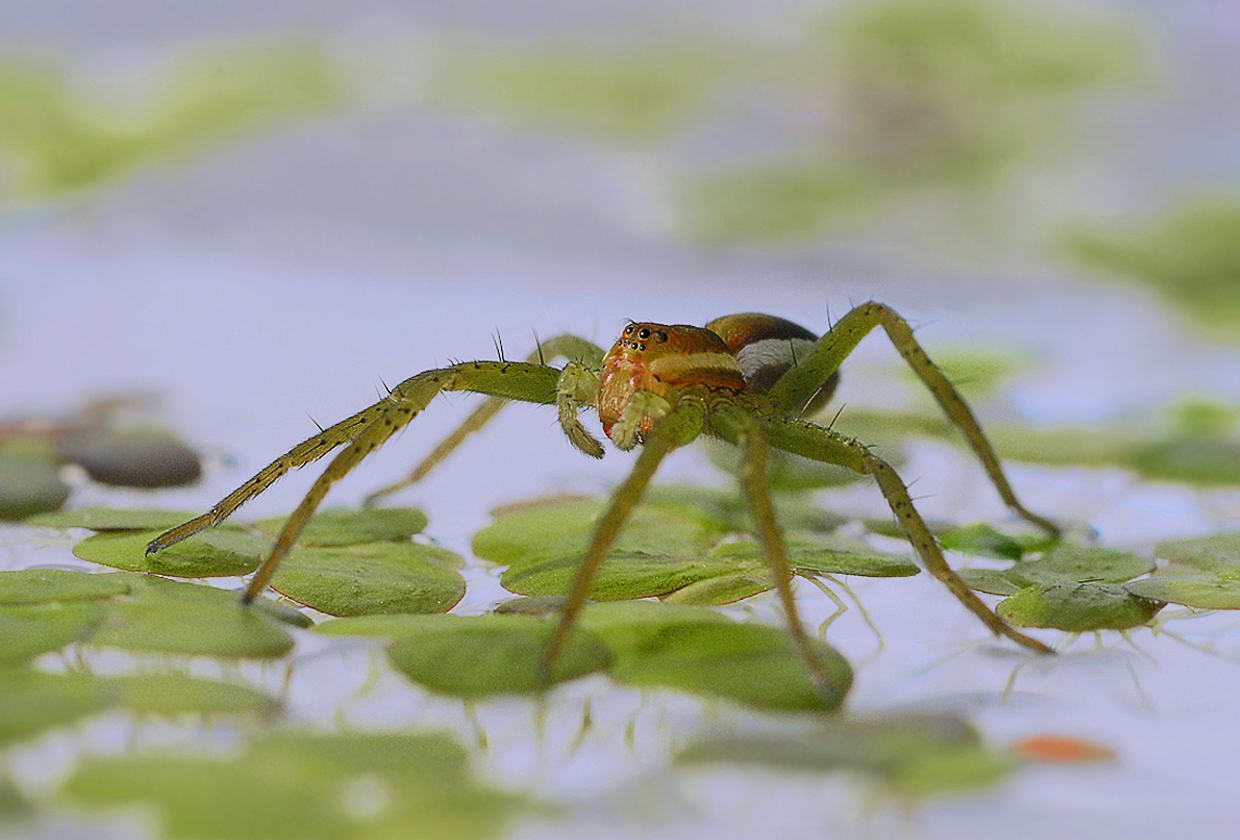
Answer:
[
  {"left": 638, "top": 327, "right": 651, "bottom": 340},
  {"left": 623, "top": 325, "right": 634, "bottom": 335}
]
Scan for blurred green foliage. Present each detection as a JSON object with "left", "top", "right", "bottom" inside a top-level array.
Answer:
[
  {"left": 1064, "top": 197, "right": 1240, "bottom": 341},
  {"left": 0, "top": 42, "right": 343, "bottom": 199}
]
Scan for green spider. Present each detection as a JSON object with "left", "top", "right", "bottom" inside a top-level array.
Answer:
[{"left": 148, "top": 302, "right": 1058, "bottom": 694}]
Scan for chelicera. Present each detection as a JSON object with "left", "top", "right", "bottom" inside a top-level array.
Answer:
[{"left": 149, "top": 302, "right": 1058, "bottom": 693}]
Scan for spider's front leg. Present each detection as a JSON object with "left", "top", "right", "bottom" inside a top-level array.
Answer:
[
  {"left": 147, "top": 359, "right": 567, "bottom": 603},
  {"left": 756, "top": 415, "right": 1052, "bottom": 654},
  {"left": 769, "top": 301, "right": 1058, "bottom": 537},
  {"left": 365, "top": 335, "right": 606, "bottom": 505}
]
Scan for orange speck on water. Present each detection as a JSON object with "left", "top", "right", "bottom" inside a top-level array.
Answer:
[{"left": 1012, "top": 734, "right": 1118, "bottom": 765}]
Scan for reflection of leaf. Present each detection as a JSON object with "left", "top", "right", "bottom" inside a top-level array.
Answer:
[
  {"left": 681, "top": 712, "right": 1017, "bottom": 798},
  {"left": 63, "top": 731, "right": 525, "bottom": 840},
  {"left": 74, "top": 529, "right": 266, "bottom": 577}
]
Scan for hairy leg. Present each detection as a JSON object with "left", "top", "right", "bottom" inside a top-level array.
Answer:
[
  {"left": 709, "top": 401, "right": 837, "bottom": 696},
  {"left": 748, "top": 414, "right": 1053, "bottom": 655},
  {"left": 542, "top": 397, "right": 706, "bottom": 672},
  {"left": 767, "top": 302, "right": 1057, "bottom": 536},
  {"left": 365, "top": 335, "right": 605, "bottom": 505},
  {"left": 147, "top": 360, "right": 563, "bottom": 599}
]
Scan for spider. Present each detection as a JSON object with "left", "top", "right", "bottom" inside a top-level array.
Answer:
[{"left": 147, "top": 302, "right": 1058, "bottom": 694}]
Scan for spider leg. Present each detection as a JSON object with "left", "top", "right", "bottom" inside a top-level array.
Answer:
[
  {"left": 365, "top": 335, "right": 605, "bottom": 506},
  {"left": 709, "top": 401, "right": 837, "bottom": 696},
  {"left": 750, "top": 414, "right": 1053, "bottom": 655},
  {"left": 768, "top": 301, "right": 1057, "bottom": 536},
  {"left": 146, "top": 360, "right": 563, "bottom": 601},
  {"left": 542, "top": 396, "right": 706, "bottom": 672}
]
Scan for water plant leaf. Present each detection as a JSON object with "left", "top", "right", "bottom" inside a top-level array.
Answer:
[
  {"left": 1005, "top": 544, "right": 1155, "bottom": 587},
  {"left": 679, "top": 712, "right": 1011, "bottom": 796},
  {"left": 0, "top": 601, "right": 106, "bottom": 665},
  {"left": 253, "top": 507, "right": 429, "bottom": 547},
  {"left": 996, "top": 581, "right": 1163, "bottom": 631},
  {"left": 27, "top": 507, "right": 206, "bottom": 532},
  {"left": 1153, "top": 532, "right": 1240, "bottom": 574},
  {"left": 1123, "top": 575, "right": 1240, "bottom": 611},
  {"left": 479, "top": 494, "right": 913, "bottom": 605},
  {"left": 61, "top": 730, "right": 524, "bottom": 840},
  {"left": 74, "top": 529, "right": 266, "bottom": 577},
  {"left": 384, "top": 614, "right": 611, "bottom": 698},
  {"left": 87, "top": 575, "right": 295, "bottom": 658},
  {"left": 105, "top": 673, "right": 280, "bottom": 718},
  {"left": 580, "top": 601, "right": 851, "bottom": 712},
  {"left": 270, "top": 542, "right": 465, "bottom": 616},
  {"left": 0, "top": 568, "right": 130, "bottom": 604}
]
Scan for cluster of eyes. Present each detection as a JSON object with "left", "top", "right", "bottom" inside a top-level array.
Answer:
[{"left": 620, "top": 325, "right": 669, "bottom": 351}]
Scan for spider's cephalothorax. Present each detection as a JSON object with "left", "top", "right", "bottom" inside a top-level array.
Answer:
[{"left": 148, "top": 303, "right": 1060, "bottom": 698}]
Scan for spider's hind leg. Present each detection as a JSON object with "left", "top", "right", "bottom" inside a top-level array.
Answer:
[
  {"left": 768, "top": 301, "right": 1057, "bottom": 536},
  {"left": 365, "top": 334, "right": 606, "bottom": 506},
  {"left": 757, "top": 414, "right": 1053, "bottom": 655}
]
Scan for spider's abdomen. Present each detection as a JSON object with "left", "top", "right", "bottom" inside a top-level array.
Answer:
[
  {"left": 706, "top": 313, "right": 839, "bottom": 415},
  {"left": 597, "top": 322, "right": 744, "bottom": 438}
]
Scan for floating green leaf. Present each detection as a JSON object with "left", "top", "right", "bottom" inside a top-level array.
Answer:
[
  {"left": 271, "top": 542, "right": 465, "bottom": 616},
  {"left": 0, "top": 601, "right": 106, "bottom": 664},
  {"left": 997, "top": 581, "right": 1163, "bottom": 632},
  {"left": 1124, "top": 576, "right": 1240, "bottom": 611},
  {"left": 0, "top": 568, "right": 130, "bottom": 604},
  {"left": 385, "top": 614, "right": 611, "bottom": 698},
  {"left": 74, "top": 529, "right": 266, "bottom": 577},
  {"left": 88, "top": 575, "right": 295, "bottom": 658},
  {"left": 62, "top": 731, "right": 524, "bottom": 840},
  {"left": 104, "top": 673, "right": 280, "bottom": 718},
  {"left": 1005, "top": 544, "right": 1155, "bottom": 587},
  {"left": 1154, "top": 532, "right": 1240, "bottom": 574},
  {"left": 479, "top": 494, "right": 913, "bottom": 605},
  {"left": 581, "top": 601, "right": 851, "bottom": 712},
  {"left": 680, "top": 713, "right": 1017, "bottom": 798},
  {"left": 254, "top": 507, "right": 429, "bottom": 547},
  {"left": 27, "top": 507, "right": 206, "bottom": 532}
]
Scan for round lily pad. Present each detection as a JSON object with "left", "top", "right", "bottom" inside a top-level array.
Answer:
[
  {"left": 27, "top": 507, "right": 207, "bottom": 532},
  {"left": 105, "top": 673, "right": 280, "bottom": 718},
  {"left": 1153, "top": 532, "right": 1240, "bottom": 574},
  {"left": 996, "top": 581, "right": 1164, "bottom": 632},
  {"left": 88, "top": 579, "right": 295, "bottom": 659},
  {"left": 253, "top": 507, "right": 429, "bottom": 547},
  {"left": 580, "top": 601, "right": 851, "bottom": 712},
  {"left": 74, "top": 529, "right": 267, "bottom": 577},
  {"left": 385, "top": 614, "right": 612, "bottom": 697},
  {"left": 0, "top": 568, "right": 130, "bottom": 605},
  {"left": 1006, "top": 544, "right": 1155, "bottom": 587},
  {"left": 271, "top": 542, "right": 465, "bottom": 616},
  {"left": 1124, "top": 575, "right": 1240, "bottom": 610}
]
